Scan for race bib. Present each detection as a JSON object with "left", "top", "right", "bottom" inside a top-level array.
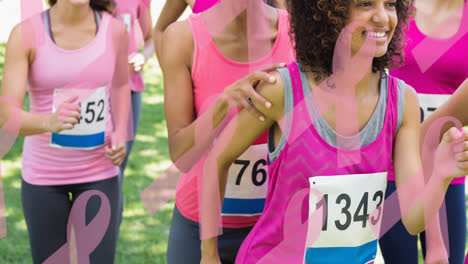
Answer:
[
  {"left": 304, "top": 172, "right": 387, "bottom": 264},
  {"left": 418, "top": 93, "right": 451, "bottom": 122},
  {"left": 222, "top": 144, "right": 269, "bottom": 216},
  {"left": 50, "top": 87, "right": 107, "bottom": 150}
]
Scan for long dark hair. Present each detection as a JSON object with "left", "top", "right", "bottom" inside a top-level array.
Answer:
[{"left": 48, "top": 0, "right": 116, "bottom": 13}]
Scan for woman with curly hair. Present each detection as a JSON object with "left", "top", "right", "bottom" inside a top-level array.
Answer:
[
  {"left": 0, "top": 0, "right": 130, "bottom": 262},
  {"left": 199, "top": 0, "right": 468, "bottom": 263}
]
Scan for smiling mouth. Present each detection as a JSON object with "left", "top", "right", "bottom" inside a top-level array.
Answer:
[{"left": 363, "top": 31, "right": 389, "bottom": 42}]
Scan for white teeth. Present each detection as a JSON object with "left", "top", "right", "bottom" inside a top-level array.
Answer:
[{"left": 365, "top": 31, "right": 386, "bottom": 38}]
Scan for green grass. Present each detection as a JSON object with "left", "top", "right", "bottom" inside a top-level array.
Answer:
[{"left": 0, "top": 42, "right": 174, "bottom": 263}]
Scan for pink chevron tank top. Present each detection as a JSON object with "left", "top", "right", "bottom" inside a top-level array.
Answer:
[{"left": 236, "top": 62, "right": 398, "bottom": 263}]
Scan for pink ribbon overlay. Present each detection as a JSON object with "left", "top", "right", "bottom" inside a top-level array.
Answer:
[
  {"left": 257, "top": 189, "right": 325, "bottom": 263},
  {"left": 43, "top": 190, "right": 111, "bottom": 264},
  {"left": 412, "top": 1, "right": 468, "bottom": 73},
  {"left": 0, "top": 0, "right": 464, "bottom": 262},
  {"left": 0, "top": 96, "right": 22, "bottom": 238}
]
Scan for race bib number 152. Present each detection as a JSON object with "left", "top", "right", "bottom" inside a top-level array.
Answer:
[{"left": 50, "top": 87, "right": 107, "bottom": 150}]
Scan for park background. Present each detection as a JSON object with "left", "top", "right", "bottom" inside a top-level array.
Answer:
[{"left": 0, "top": 0, "right": 466, "bottom": 263}]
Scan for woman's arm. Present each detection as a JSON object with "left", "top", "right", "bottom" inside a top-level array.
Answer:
[
  {"left": 129, "top": 2, "right": 154, "bottom": 72},
  {"left": 200, "top": 71, "right": 284, "bottom": 262},
  {"left": 393, "top": 85, "right": 467, "bottom": 235},
  {"left": 161, "top": 21, "right": 281, "bottom": 169},
  {"left": 421, "top": 78, "right": 468, "bottom": 142},
  {"left": 138, "top": 2, "right": 154, "bottom": 60},
  {"left": 160, "top": 21, "right": 198, "bottom": 165},
  {"left": 0, "top": 23, "right": 80, "bottom": 136},
  {"left": 418, "top": 78, "right": 468, "bottom": 263},
  {"left": 153, "top": 0, "right": 189, "bottom": 62},
  {"left": 106, "top": 18, "right": 131, "bottom": 166}
]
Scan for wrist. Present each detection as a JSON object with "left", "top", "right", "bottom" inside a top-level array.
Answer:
[
  {"left": 201, "top": 238, "right": 218, "bottom": 256},
  {"left": 140, "top": 51, "right": 148, "bottom": 63},
  {"left": 43, "top": 114, "right": 53, "bottom": 133},
  {"left": 442, "top": 175, "right": 454, "bottom": 187},
  {"left": 431, "top": 169, "right": 453, "bottom": 189}
]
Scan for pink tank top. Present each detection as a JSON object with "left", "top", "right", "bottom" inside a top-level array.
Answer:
[
  {"left": 236, "top": 62, "right": 398, "bottom": 263},
  {"left": 192, "top": 0, "right": 219, "bottom": 13},
  {"left": 175, "top": 9, "right": 295, "bottom": 228},
  {"left": 114, "top": 0, "right": 150, "bottom": 92},
  {"left": 22, "top": 11, "right": 118, "bottom": 185},
  {"left": 390, "top": 2, "right": 468, "bottom": 184}
]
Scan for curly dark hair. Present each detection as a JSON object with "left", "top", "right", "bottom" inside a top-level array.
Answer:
[
  {"left": 287, "top": 0, "right": 413, "bottom": 79},
  {"left": 48, "top": 0, "right": 116, "bottom": 13}
]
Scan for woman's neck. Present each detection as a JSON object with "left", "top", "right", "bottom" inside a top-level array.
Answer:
[
  {"left": 416, "top": 0, "right": 464, "bottom": 14},
  {"left": 224, "top": 0, "right": 270, "bottom": 36},
  {"left": 354, "top": 68, "right": 380, "bottom": 99},
  {"left": 51, "top": 1, "right": 93, "bottom": 26},
  {"left": 415, "top": 0, "right": 464, "bottom": 37},
  {"left": 307, "top": 66, "right": 380, "bottom": 99}
]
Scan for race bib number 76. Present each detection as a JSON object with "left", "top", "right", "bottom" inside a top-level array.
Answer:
[{"left": 222, "top": 144, "right": 269, "bottom": 216}]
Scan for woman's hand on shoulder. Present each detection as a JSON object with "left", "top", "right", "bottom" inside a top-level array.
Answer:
[{"left": 222, "top": 63, "right": 287, "bottom": 121}]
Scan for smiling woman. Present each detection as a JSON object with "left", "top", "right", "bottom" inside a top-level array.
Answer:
[{"left": 289, "top": 0, "right": 412, "bottom": 79}]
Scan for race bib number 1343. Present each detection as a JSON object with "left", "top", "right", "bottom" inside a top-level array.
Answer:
[{"left": 304, "top": 172, "right": 387, "bottom": 264}]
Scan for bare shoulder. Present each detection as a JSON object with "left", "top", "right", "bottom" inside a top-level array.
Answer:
[
  {"left": 6, "top": 21, "right": 35, "bottom": 62},
  {"left": 253, "top": 70, "right": 286, "bottom": 121},
  {"left": 161, "top": 20, "right": 193, "bottom": 65},
  {"left": 8, "top": 21, "right": 34, "bottom": 50},
  {"left": 163, "top": 20, "right": 193, "bottom": 48},
  {"left": 403, "top": 83, "right": 419, "bottom": 110},
  {"left": 400, "top": 83, "right": 420, "bottom": 127},
  {"left": 7, "top": 23, "right": 23, "bottom": 49}
]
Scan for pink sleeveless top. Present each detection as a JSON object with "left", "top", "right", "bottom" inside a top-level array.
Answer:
[
  {"left": 114, "top": 0, "right": 151, "bottom": 92},
  {"left": 390, "top": 2, "right": 468, "bottom": 184},
  {"left": 22, "top": 11, "right": 118, "bottom": 185},
  {"left": 192, "top": 0, "right": 219, "bottom": 13},
  {"left": 236, "top": 63, "right": 398, "bottom": 263},
  {"left": 175, "top": 9, "right": 295, "bottom": 228}
]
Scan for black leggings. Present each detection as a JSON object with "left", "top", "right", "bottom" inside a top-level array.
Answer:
[
  {"left": 167, "top": 205, "right": 253, "bottom": 264},
  {"left": 21, "top": 176, "right": 119, "bottom": 264}
]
